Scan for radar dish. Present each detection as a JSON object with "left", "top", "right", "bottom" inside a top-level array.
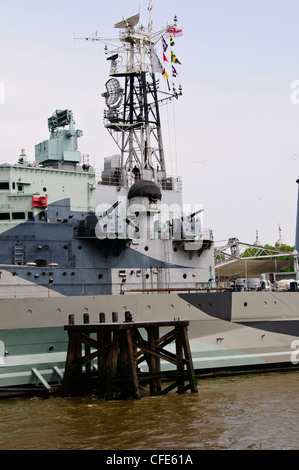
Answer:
[
  {"left": 114, "top": 14, "right": 139, "bottom": 29},
  {"left": 102, "top": 78, "right": 123, "bottom": 109}
]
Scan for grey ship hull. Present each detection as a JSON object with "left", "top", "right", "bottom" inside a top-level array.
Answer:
[
  {"left": 1, "top": 290, "right": 298, "bottom": 390},
  {"left": 1, "top": 12, "right": 298, "bottom": 392}
]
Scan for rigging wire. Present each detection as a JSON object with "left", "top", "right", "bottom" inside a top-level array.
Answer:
[
  {"left": 184, "top": 158, "right": 296, "bottom": 206},
  {"left": 165, "top": 95, "right": 173, "bottom": 176},
  {"left": 172, "top": 97, "right": 178, "bottom": 177}
]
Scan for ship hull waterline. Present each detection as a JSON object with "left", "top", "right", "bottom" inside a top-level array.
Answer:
[{"left": 0, "top": 290, "right": 299, "bottom": 391}]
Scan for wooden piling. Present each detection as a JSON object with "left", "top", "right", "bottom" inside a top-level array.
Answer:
[{"left": 61, "top": 314, "right": 198, "bottom": 400}]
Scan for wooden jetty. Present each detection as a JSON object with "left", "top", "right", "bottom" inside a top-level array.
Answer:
[{"left": 61, "top": 312, "right": 198, "bottom": 400}]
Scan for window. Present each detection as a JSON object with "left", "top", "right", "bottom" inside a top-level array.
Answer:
[
  {"left": 0, "top": 182, "right": 9, "bottom": 190},
  {"left": 0, "top": 213, "right": 10, "bottom": 220},
  {"left": 12, "top": 212, "right": 25, "bottom": 220}
]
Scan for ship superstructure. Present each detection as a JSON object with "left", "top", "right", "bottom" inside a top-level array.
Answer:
[
  {"left": 0, "top": 11, "right": 214, "bottom": 299},
  {"left": 94, "top": 11, "right": 215, "bottom": 294},
  {"left": 0, "top": 4, "right": 298, "bottom": 393}
]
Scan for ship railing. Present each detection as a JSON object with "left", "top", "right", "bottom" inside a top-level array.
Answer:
[
  {"left": 122, "top": 286, "right": 232, "bottom": 294},
  {"left": 159, "top": 176, "right": 182, "bottom": 192},
  {"left": 99, "top": 172, "right": 125, "bottom": 187},
  {"left": 202, "top": 229, "right": 214, "bottom": 241},
  {"left": 96, "top": 170, "right": 183, "bottom": 192}
]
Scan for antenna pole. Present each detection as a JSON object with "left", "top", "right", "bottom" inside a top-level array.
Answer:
[{"left": 148, "top": 0, "right": 153, "bottom": 35}]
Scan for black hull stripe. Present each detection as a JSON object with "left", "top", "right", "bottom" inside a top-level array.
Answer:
[
  {"left": 236, "top": 320, "right": 299, "bottom": 337},
  {"left": 179, "top": 293, "right": 299, "bottom": 337},
  {"left": 178, "top": 292, "right": 232, "bottom": 321}
]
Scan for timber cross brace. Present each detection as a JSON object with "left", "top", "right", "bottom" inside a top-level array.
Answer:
[{"left": 61, "top": 315, "right": 198, "bottom": 400}]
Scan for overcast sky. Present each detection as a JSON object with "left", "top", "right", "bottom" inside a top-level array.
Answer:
[{"left": 1, "top": 0, "right": 299, "bottom": 247}]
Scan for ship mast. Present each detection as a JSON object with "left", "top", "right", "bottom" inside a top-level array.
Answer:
[
  {"left": 100, "top": 4, "right": 180, "bottom": 185},
  {"left": 78, "top": 2, "right": 182, "bottom": 186}
]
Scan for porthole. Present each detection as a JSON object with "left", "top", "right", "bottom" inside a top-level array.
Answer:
[
  {"left": 98, "top": 274, "right": 103, "bottom": 280},
  {"left": 244, "top": 302, "right": 248, "bottom": 307},
  {"left": 48, "top": 345, "right": 54, "bottom": 352},
  {"left": 144, "top": 246, "right": 149, "bottom": 251},
  {"left": 183, "top": 273, "right": 187, "bottom": 279}
]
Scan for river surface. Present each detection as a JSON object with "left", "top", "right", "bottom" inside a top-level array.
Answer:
[{"left": 0, "top": 370, "right": 298, "bottom": 451}]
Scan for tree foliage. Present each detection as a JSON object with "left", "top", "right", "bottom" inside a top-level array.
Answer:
[{"left": 241, "top": 244, "right": 295, "bottom": 272}]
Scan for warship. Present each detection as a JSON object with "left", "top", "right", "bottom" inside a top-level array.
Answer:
[{"left": 0, "top": 3, "right": 299, "bottom": 393}]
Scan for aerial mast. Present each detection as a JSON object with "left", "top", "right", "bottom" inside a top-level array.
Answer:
[
  {"left": 78, "top": 1, "right": 182, "bottom": 186},
  {"left": 100, "top": 0, "right": 183, "bottom": 185},
  {"left": 101, "top": 10, "right": 166, "bottom": 182}
]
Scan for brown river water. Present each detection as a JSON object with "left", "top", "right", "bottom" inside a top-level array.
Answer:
[{"left": 0, "top": 370, "right": 298, "bottom": 451}]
